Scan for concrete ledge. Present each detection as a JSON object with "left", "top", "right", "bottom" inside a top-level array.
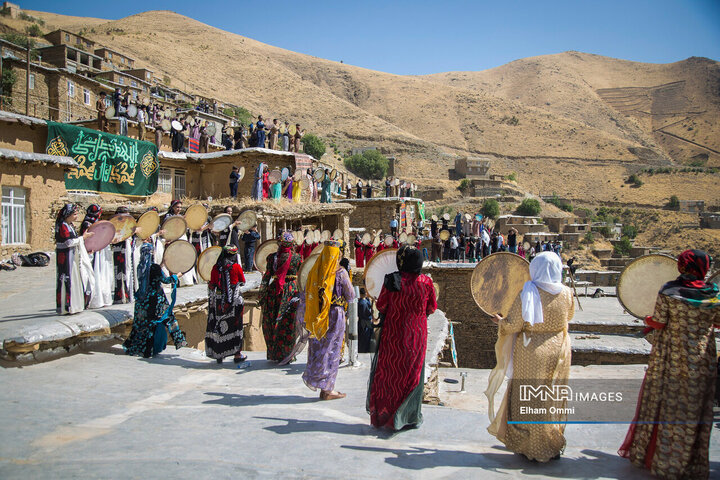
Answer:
[{"left": 1, "top": 273, "right": 261, "bottom": 362}]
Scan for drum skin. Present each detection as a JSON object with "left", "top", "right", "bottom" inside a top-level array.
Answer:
[
  {"left": 85, "top": 221, "right": 116, "bottom": 252},
  {"left": 298, "top": 253, "right": 321, "bottom": 291},
  {"left": 185, "top": 204, "right": 208, "bottom": 231},
  {"left": 136, "top": 210, "right": 160, "bottom": 240},
  {"left": 470, "top": 252, "right": 530, "bottom": 317},
  {"left": 363, "top": 248, "right": 398, "bottom": 300},
  {"left": 162, "top": 216, "right": 187, "bottom": 242},
  {"left": 617, "top": 254, "right": 677, "bottom": 319},
  {"left": 163, "top": 239, "right": 197, "bottom": 274},
  {"left": 197, "top": 246, "right": 222, "bottom": 281},
  {"left": 254, "top": 240, "right": 279, "bottom": 273},
  {"left": 210, "top": 214, "right": 233, "bottom": 233},
  {"left": 109, "top": 214, "right": 137, "bottom": 244}
]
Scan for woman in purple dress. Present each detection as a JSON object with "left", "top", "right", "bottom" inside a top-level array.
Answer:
[{"left": 301, "top": 241, "right": 355, "bottom": 400}]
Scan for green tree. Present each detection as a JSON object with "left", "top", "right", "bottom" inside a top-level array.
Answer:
[
  {"left": 614, "top": 236, "right": 633, "bottom": 256},
  {"left": 458, "top": 179, "right": 471, "bottom": 193},
  {"left": 25, "top": 24, "right": 42, "bottom": 37},
  {"left": 301, "top": 133, "right": 327, "bottom": 159},
  {"left": 480, "top": 198, "right": 500, "bottom": 219},
  {"left": 516, "top": 198, "right": 541, "bottom": 216},
  {"left": 1, "top": 68, "right": 17, "bottom": 101},
  {"left": 507, "top": 172, "right": 517, "bottom": 182},
  {"left": 222, "top": 106, "right": 252, "bottom": 125},
  {"left": 621, "top": 224, "right": 638, "bottom": 239},
  {"left": 344, "top": 150, "right": 389, "bottom": 179},
  {"left": 667, "top": 195, "right": 680, "bottom": 209}
]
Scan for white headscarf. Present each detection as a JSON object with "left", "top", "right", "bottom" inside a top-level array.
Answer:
[{"left": 521, "top": 252, "right": 565, "bottom": 326}]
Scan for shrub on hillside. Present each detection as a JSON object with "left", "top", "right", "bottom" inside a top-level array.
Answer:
[
  {"left": 25, "top": 24, "right": 42, "bottom": 37},
  {"left": 301, "top": 134, "right": 327, "bottom": 160},
  {"left": 480, "top": 199, "right": 500, "bottom": 219},
  {"left": 626, "top": 174, "right": 643, "bottom": 186},
  {"left": 614, "top": 236, "right": 633, "bottom": 256},
  {"left": 621, "top": 224, "right": 638, "bottom": 239},
  {"left": 458, "top": 179, "right": 471, "bottom": 193},
  {"left": 667, "top": 195, "right": 680, "bottom": 209},
  {"left": 516, "top": 198, "right": 541, "bottom": 216},
  {"left": 344, "top": 150, "right": 389, "bottom": 179},
  {"left": 507, "top": 172, "right": 517, "bottom": 182}
]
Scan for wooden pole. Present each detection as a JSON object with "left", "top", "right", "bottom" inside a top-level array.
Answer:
[{"left": 25, "top": 42, "right": 30, "bottom": 116}]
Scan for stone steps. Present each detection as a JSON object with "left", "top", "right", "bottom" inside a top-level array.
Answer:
[{"left": 570, "top": 332, "right": 651, "bottom": 365}]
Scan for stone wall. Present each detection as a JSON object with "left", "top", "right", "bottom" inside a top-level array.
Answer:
[
  {"left": 423, "top": 265, "right": 497, "bottom": 369},
  {"left": 0, "top": 159, "right": 68, "bottom": 254},
  {"left": 0, "top": 120, "right": 47, "bottom": 153}
]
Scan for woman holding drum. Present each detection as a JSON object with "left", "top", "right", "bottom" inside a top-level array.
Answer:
[
  {"left": 206, "top": 245, "right": 247, "bottom": 364},
  {"left": 619, "top": 250, "right": 719, "bottom": 479},
  {"left": 258, "top": 232, "right": 303, "bottom": 362},
  {"left": 486, "top": 251, "right": 574, "bottom": 462},
  {"left": 80, "top": 204, "right": 113, "bottom": 309},
  {"left": 55, "top": 204, "right": 94, "bottom": 315}
]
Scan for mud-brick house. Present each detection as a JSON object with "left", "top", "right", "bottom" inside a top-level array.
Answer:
[
  {"left": 343, "top": 196, "right": 424, "bottom": 235},
  {"left": 0, "top": 146, "right": 77, "bottom": 256},
  {"left": 157, "top": 148, "right": 315, "bottom": 200}
]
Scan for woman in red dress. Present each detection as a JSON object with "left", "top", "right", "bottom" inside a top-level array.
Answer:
[
  {"left": 367, "top": 245, "right": 437, "bottom": 430},
  {"left": 206, "top": 245, "right": 247, "bottom": 364},
  {"left": 354, "top": 234, "right": 365, "bottom": 268}
]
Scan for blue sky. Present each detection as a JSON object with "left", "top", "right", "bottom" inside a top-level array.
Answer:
[{"left": 20, "top": 0, "right": 720, "bottom": 75}]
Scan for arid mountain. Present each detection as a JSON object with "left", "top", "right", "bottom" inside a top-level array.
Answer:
[{"left": 13, "top": 9, "right": 720, "bottom": 206}]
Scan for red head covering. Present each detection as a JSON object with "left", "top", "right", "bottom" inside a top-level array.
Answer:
[
  {"left": 272, "top": 232, "right": 295, "bottom": 293},
  {"left": 677, "top": 249, "right": 711, "bottom": 288}
]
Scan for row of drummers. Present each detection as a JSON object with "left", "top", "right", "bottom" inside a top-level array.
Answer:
[{"left": 353, "top": 230, "right": 422, "bottom": 269}]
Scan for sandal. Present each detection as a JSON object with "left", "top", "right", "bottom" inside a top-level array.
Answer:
[
  {"left": 233, "top": 354, "right": 247, "bottom": 363},
  {"left": 320, "top": 391, "right": 346, "bottom": 401}
]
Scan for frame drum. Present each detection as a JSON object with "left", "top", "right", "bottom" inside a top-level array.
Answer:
[
  {"left": 399, "top": 232, "right": 408, "bottom": 244},
  {"left": 298, "top": 253, "right": 321, "bottom": 291},
  {"left": 431, "top": 215, "right": 438, "bottom": 222},
  {"left": 171, "top": 120, "right": 183, "bottom": 131},
  {"left": 523, "top": 241, "right": 531, "bottom": 251},
  {"left": 127, "top": 104, "right": 137, "bottom": 118},
  {"left": 161, "top": 119, "right": 171, "bottom": 132},
  {"left": 470, "top": 252, "right": 531, "bottom": 317},
  {"left": 407, "top": 234, "right": 417, "bottom": 245},
  {"left": 281, "top": 167, "right": 289, "bottom": 182},
  {"left": 304, "top": 231, "right": 313, "bottom": 245},
  {"left": 617, "top": 254, "right": 677, "bottom": 319},
  {"left": 269, "top": 169, "right": 282, "bottom": 184},
  {"left": 439, "top": 230, "right": 450, "bottom": 241},
  {"left": 313, "top": 229, "right": 322, "bottom": 244},
  {"left": 362, "top": 233, "right": 371, "bottom": 245},
  {"left": 162, "top": 216, "right": 187, "bottom": 242},
  {"left": 135, "top": 210, "right": 160, "bottom": 240},
  {"left": 206, "top": 123, "right": 216, "bottom": 137},
  {"left": 329, "top": 169, "right": 337, "bottom": 181},
  {"left": 443, "top": 213, "right": 451, "bottom": 221},
  {"left": 372, "top": 235, "right": 381, "bottom": 248},
  {"left": 384, "top": 235, "right": 394, "bottom": 247},
  {"left": 321, "top": 230, "right": 331, "bottom": 242},
  {"left": 197, "top": 245, "right": 222, "bottom": 281},
  {"left": 235, "top": 210, "right": 257, "bottom": 232},
  {"left": 210, "top": 213, "right": 233, "bottom": 233},
  {"left": 333, "top": 229, "right": 343, "bottom": 240},
  {"left": 184, "top": 204, "right": 208, "bottom": 231},
  {"left": 163, "top": 239, "right": 197, "bottom": 274},
  {"left": 254, "top": 240, "right": 279, "bottom": 273},
  {"left": 363, "top": 248, "right": 398, "bottom": 300},
  {"left": 105, "top": 105, "right": 115, "bottom": 119},
  {"left": 85, "top": 221, "right": 115, "bottom": 252},
  {"left": 109, "top": 214, "right": 137, "bottom": 244},
  {"left": 313, "top": 169, "right": 325, "bottom": 182}
]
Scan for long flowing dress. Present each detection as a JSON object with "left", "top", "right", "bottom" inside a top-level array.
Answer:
[
  {"left": 56, "top": 222, "right": 93, "bottom": 314},
  {"left": 112, "top": 238, "right": 135, "bottom": 303},
  {"left": 354, "top": 238, "right": 365, "bottom": 268},
  {"left": 487, "top": 288, "right": 574, "bottom": 462},
  {"left": 302, "top": 267, "right": 355, "bottom": 391},
  {"left": 259, "top": 251, "right": 302, "bottom": 361},
  {"left": 205, "top": 262, "right": 246, "bottom": 360},
  {"left": 367, "top": 272, "right": 437, "bottom": 429},
  {"left": 292, "top": 179, "right": 301, "bottom": 203},
  {"left": 123, "top": 253, "right": 186, "bottom": 357},
  {"left": 88, "top": 245, "right": 113, "bottom": 309},
  {"left": 619, "top": 292, "right": 718, "bottom": 479},
  {"left": 271, "top": 182, "right": 282, "bottom": 201}
]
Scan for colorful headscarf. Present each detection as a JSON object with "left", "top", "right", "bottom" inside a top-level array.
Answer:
[
  {"left": 384, "top": 245, "right": 424, "bottom": 292},
  {"left": 660, "top": 249, "right": 720, "bottom": 308},
  {"left": 80, "top": 204, "right": 102, "bottom": 235},
  {"left": 304, "top": 242, "right": 342, "bottom": 339},
  {"left": 271, "top": 232, "right": 295, "bottom": 294},
  {"left": 55, "top": 203, "right": 77, "bottom": 241}
]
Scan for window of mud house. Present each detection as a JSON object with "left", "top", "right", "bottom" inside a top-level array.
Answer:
[
  {"left": 28, "top": 73, "right": 34, "bottom": 90},
  {"left": 173, "top": 169, "right": 186, "bottom": 198},
  {"left": 1, "top": 186, "right": 27, "bottom": 245},
  {"left": 157, "top": 168, "right": 172, "bottom": 194},
  {"left": 67, "top": 80, "right": 74, "bottom": 97},
  {"left": 83, "top": 88, "right": 90, "bottom": 105}
]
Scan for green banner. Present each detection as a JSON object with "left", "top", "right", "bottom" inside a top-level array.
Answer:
[
  {"left": 45, "top": 121, "right": 159, "bottom": 197},
  {"left": 418, "top": 202, "right": 426, "bottom": 222}
]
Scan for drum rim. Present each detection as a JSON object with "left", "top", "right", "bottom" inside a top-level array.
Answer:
[
  {"left": 617, "top": 253, "right": 677, "bottom": 319},
  {"left": 109, "top": 214, "right": 137, "bottom": 243},
  {"left": 363, "top": 247, "right": 398, "bottom": 300},
  {"left": 163, "top": 239, "right": 197, "bottom": 274},
  {"left": 85, "top": 220, "right": 116, "bottom": 251},
  {"left": 298, "top": 252, "right": 321, "bottom": 291},
  {"left": 135, "top": 210, "right": 160, "bottom": 239},
  {"left": 185, "top": 204, "right": 208, "bottom": 231},
  {"left": 470, "top": 251, "right": 530, "bottom": 316},
  {"left": 196, "top": 245, "right": 222, "bottom": 281},
  {"left": 254, "top": 239, "right": 279, "bottom": 273},
  {"left": 162, "top": 215, "right": 187, "bottom": 241}
]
